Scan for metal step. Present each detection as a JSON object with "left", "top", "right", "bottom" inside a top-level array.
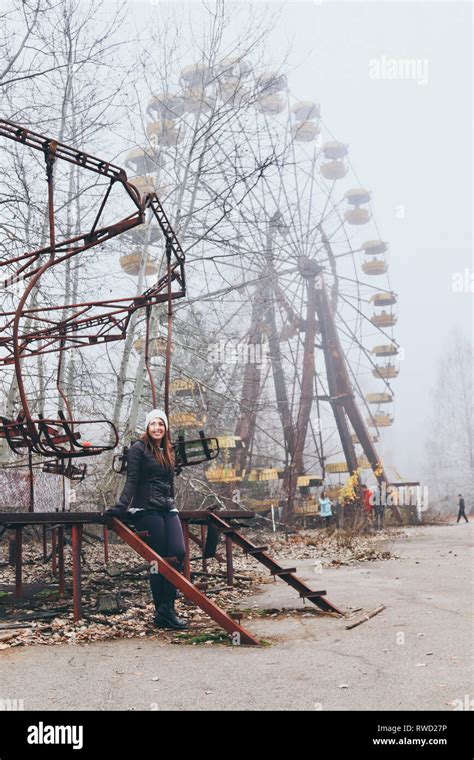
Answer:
[{"left": 271, "top": 567, "right": 297, "bottom": 576}]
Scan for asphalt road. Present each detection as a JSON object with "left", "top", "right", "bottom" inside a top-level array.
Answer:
[{"left": 0, "top": 524, "right": 472, "bottom": 711}]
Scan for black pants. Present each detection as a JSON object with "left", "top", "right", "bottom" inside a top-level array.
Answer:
[
  {"left": 131, "top": 511, "right": 186, "bottom": 608},
  {"left": 457, "top": 508, "right": 469, "bottom": 523}
]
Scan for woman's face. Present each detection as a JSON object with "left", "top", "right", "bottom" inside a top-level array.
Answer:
[{"left": 148, "top": 418, "right": 166, "bottom": 442}]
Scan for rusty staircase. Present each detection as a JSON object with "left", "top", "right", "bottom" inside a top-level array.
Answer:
[
  {"left": 207, "top": 512, "right": 344, "bottom": 615},
  {"left": 110, "top": 510, "right": 344, "bottom": 647},
  {"left": 110, "top": 516, "right": 259, "bottom": 646}
]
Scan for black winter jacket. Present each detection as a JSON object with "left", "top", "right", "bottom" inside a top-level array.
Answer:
[{"left": 115, "top": 440, "right": 175, "bottom": 514}]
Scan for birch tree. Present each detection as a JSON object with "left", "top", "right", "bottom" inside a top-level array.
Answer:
[{"left": 424, "top": 328, "right": 474, "bottom": 511}]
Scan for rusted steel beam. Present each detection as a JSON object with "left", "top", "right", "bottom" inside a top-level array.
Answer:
[
  {"left": 28, "top": 450, "right": 34, "bottom": 512},
  {"left": 111, "top": 517, "right": 259, "bottom": 646},
  {"left": 313, "top": 272, "right": 402, "bottom": 522},
  {"left": 0, "top": 512, "right": 105, "bottom": 525},
  {"left": 42, "top": 525, "right": 47, "bottom": 560},
  {"left": 57, "top": 526, "right": 65, "bottom": 597},
  {"left": 147, "top": 195, "right": 186, "bottom": 267},
  {"left": 0, "top": 120, "right": 129, "bottom": 182},
  {"left": 0, "top": 510, "right": 256, "bottom": 525},
  {"left": 225, "top": 537, "right": 234, "bottom": 587},
  {"left": 283, "top": 261, "right": 321, "bottom": 522},
  {"left": 200, "top": 525, "right": 208, "bottom": 572},
  {"left": 182, "top": 510, "right": 255, "bottom": 521},
  {"left": 71, "top": 524, "right": 83, "bottom": 622},
  {"left": 292, "top": 264, "right": 319, "bottom": 477},
  {"left": 0, "top": 117, "right": 185, "bottom": 268},
  {"left": 103, "top": 525, "right": 109, "bottom": 565},
  {"left": 14, "top": 528, "right": 22, "bottom": 598},
  {"left": 51, "top": 528, "right": 57, "bottom": 575},
  {"left": 188, "top": 529, "right": 225, "bottom": 563},
  {"left": 313, "top": 273, "right": 358, "bottom": 476},
  {"left": 0, "top": 216, "right": 142, "bottom": 280},
  {"left": 0, "top": 280, "right": 185, "bottom": 364}
]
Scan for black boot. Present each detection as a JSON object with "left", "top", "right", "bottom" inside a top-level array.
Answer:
[{"left": 154, "top": 600, "right": 187, "bottom": 630}]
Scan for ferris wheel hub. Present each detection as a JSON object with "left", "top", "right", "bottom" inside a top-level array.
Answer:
[{"left": 297, "top": 256, "right": 322, "bottom": 278}]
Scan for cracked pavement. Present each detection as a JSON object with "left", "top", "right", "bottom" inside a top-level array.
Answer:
[{"left": 0, "top": 524, "right": 471, "bottom": 710}]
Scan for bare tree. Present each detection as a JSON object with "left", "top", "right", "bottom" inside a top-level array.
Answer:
[
  {"left": 109, "top": 0, "right": 287, "bottom": 444},
  {"left": 424, "top": 328, "right": 474, "bottom": 511},
  {"left": 0, "top": 0, "right": 133, "bottom": 468}
]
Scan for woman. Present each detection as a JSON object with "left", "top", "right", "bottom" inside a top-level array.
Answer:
[
  {"left": 319, "top": 490, "right": 333, "bottom": 528},
  {"left": 105, "top": 409, "right": 187, "bottom": 630}
]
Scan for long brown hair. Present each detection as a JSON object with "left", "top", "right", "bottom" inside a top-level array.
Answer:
[{"left": 140, "top": 425, "right": 175, "bottom": 471}]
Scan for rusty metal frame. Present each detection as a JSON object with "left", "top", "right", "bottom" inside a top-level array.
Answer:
[
  {"left": 0, "top": 119, "right": 186, "bottom": 461},
  {"left": 0, "top": 511, "right": 261, "bottom": 644}
]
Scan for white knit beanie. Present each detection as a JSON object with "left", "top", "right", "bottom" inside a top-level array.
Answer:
[{"left": 144, "top": 409, "right": 168, "bottom": 432}]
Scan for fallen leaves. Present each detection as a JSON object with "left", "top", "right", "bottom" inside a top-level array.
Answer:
[
  {"left": 0, "top": 539, "right": 264, "bottom": 650},
  {"left": 0, "top": 523, "right": 399, "bottom": 651},
  {"left": 262, "top": 528, "right": 400, "bottom": 567},
  {"left": 0, "top": 631, "right": 21, "bottom": 643}
]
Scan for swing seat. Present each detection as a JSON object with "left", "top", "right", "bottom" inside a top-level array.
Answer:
[
  {"left": 42, "top": 459, "right": 87, "bottom": 482},
  {"left": 0, "top": 412, "right": 118, "bottom": 458}
]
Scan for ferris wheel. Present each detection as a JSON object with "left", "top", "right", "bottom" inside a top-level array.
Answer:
[
  {"left": 121, "top": 59, "right": 400, "bottom": 519},
  {"left": 194, "top": 64, "right": 400, "bottom": 519}
]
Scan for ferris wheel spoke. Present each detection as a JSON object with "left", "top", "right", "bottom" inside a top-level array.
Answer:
[
  {"left": 233, "top": 110, "right": 308, "bottom": 262},
  {"left": 284, "top": 100, "right": 311, "bottom": 258},
  {"left": 174, "top": 263, "right": 300, "bottom": 310}
]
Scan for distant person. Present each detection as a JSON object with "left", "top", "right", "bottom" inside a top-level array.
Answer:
[
  {"left": 369, "top": 484, "right": 385, "bottom": 530},
  {"left": 457, "top": 493, "right": 469, "bottom": 523},
  {"left": 374, "top": 502, "right": 385, "bottom": 530},
  {"left": 319, "top": 490, "right": 333, "bottom": 528}
]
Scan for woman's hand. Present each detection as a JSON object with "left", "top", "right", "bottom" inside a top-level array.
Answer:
[{"left": 104, "top": 506, "right": 126, "bottom": 517}]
